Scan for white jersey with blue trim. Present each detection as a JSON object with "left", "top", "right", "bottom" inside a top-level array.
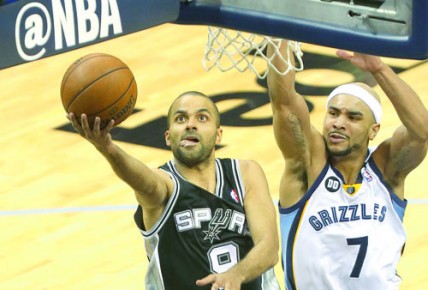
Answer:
[{"left": 279, "top": 153, "right": 407, "bottom": 290}]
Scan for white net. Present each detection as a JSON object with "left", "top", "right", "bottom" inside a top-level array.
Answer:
[{"left": 203, "top": 26, "right": 304, "bottom": 79}]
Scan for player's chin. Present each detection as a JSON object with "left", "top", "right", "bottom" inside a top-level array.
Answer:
[{"left": 328, "top": 147, "right": 352, "bottom": 157}]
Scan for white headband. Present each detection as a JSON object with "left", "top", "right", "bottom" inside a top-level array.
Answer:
[{"left": 326, "top": 84, "right": 382, "bottom": 124}]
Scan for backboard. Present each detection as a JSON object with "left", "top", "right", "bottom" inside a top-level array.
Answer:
[
  {"left": 1, "top": 0, "right": 426, "bottom": 70},
  {"left": 175, "top": 0, "right": 428, "bottom": 60}
]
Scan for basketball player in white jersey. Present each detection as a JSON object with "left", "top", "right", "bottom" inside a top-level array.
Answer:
[
  {"left": 67, "top": 91, "right": 280, "bottom": 290},
  {"left": 267, "top": 41, "right": 428, "bottom": 289}
]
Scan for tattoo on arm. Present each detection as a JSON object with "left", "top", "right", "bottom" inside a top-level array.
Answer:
[
  {"left": 288, "top": 112, "right": 306, "bottom": 155},
  {"left": 388, "top": 145, "right": 418, "bottom": 185},
  {"left": 286, "top": 113, "right": 309, "bottom": 187},
  {"left": 394, "top": 146, "right": 412, "bottom": 169}
]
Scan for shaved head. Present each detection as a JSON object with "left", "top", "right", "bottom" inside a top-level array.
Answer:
[{"left": 166, "top": 91, "right": 221, "bottom": 128}]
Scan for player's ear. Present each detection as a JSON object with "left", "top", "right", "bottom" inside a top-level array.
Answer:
[
  {"left": 215, "top": 127, "right": 223, "bottom": 145},
  {"left": 369, "top": 124, "right": 380, "bottom": 140},
  {"left": 165, "top": 130, "right": 171, "bottom": 146}
]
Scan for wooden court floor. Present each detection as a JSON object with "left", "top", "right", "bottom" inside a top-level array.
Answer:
[{"left": 0, "top": 23, "right": 427, "bottom": 289}]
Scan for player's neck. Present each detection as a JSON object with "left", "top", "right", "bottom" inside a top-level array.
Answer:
[
  {"left": 330, "top": 153, "right": 366, "bottom": 185},
  {"left": 174, "top": 158, "right": 217, "bottom": 194}
]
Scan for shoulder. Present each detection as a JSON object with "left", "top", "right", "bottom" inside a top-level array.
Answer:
[
  {"left": 153, "top": 167, "right": 175, "bottom": 195},
  {"left": 216, "top": 158, "right": 261, "bottom": 172},
  {"left": 236, "top": 159, "right": 266, "bottom": 182},
  {"left": 237, "top": 159, "right": 262, "bottom": 170},
  {"left": 370, "top": 140, "right": 391, "bottom": 174}
]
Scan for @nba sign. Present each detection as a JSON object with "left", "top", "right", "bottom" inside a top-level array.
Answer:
[{"left": 14, "top": 0, "right": 123, "bottom": 61}]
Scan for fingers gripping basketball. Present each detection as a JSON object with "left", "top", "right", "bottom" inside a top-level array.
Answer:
[{"left": 61, "top": 53, "right": 138, "bottom": 129}]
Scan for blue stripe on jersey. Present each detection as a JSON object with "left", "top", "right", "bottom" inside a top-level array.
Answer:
[
  {"left": 330, "top": 163, "right": 364, "bottom": 184},
  {"left": 279, "top": 162, "right": 330, "bottom": 214},
  {"left": 278, "top": 162, "right": 330, "bottom": 290},
  {"left": 367, "top": 158, "right": 408, "bottom": 221},
  {"left": 279, "top": 207, "right": 298, "bottom": 290},
  {"left": 391, "top": 196, "right": 408, "bottom": 221}
]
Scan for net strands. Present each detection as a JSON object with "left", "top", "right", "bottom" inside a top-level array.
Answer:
[{"left": 203, "top": 27, "right": 304, "bottom": 78}]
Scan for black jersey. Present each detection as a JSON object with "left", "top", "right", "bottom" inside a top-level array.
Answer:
[{"left": 134, "top": 158, "right": 279, "bottom": 290}]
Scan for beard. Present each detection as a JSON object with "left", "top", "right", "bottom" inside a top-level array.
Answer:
[
  {"left": 173, "top": 145, "right": 212, "bottom": 167},
  {"left": 172, "top": 134, "right": 217, "bottom": 167},
  {"left": 327, "top": 142, "right": 362, "bottom": 157}
]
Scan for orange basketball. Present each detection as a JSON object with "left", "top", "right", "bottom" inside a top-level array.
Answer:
[{"left": 60, "top": 53, "right": 138, "bottom": 129}]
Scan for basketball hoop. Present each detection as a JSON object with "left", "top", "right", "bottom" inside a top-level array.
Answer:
[{"left": 203, "top": 27, "right": 304, "bottom": 79}]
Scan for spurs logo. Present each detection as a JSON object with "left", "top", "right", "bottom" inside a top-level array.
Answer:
[
  {"left": 203, "top": 209, "right": 232, "bottom": 243},
  {"left": 174, "top": 208, "right": 248, "bottom": 242}
]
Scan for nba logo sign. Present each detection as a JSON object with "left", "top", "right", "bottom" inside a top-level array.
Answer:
[
  {"left": 361, "top": 168, "right": 373, "bottom": 182},
  {"left": 230, "top": 189, "right": 240, "bottom": 203}
]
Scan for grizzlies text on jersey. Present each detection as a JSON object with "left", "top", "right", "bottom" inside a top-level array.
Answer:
[{"left": 280, "top": 152, "right": 407, "bottom": 290}]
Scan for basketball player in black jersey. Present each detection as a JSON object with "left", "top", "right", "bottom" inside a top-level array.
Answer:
[{"left": 67, "top": 91, "right": 280, "bottom": 290}]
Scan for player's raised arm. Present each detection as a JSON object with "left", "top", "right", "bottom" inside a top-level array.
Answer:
[
  {"left": 267, "top": 41, "right": 314, "bottom": 160},
  {"left": 267, "top": 41, "right": 326, "bottom": 206},
  {"left": 68, "top": 113, "right": 172, "bottom": 209},
  {"left": 337, "top": 50, "right": 428, "bottom": 195}
]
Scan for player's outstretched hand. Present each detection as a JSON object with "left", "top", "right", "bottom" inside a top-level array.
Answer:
[
  {"left": 336, "top": 49, "right": 385, "bottom": 74},
  {"left": 196, "top": 271, "right": 244, "bottom": 290},
  {"left": 67, "top": 113, "right": 115, "bottom": 151}
]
